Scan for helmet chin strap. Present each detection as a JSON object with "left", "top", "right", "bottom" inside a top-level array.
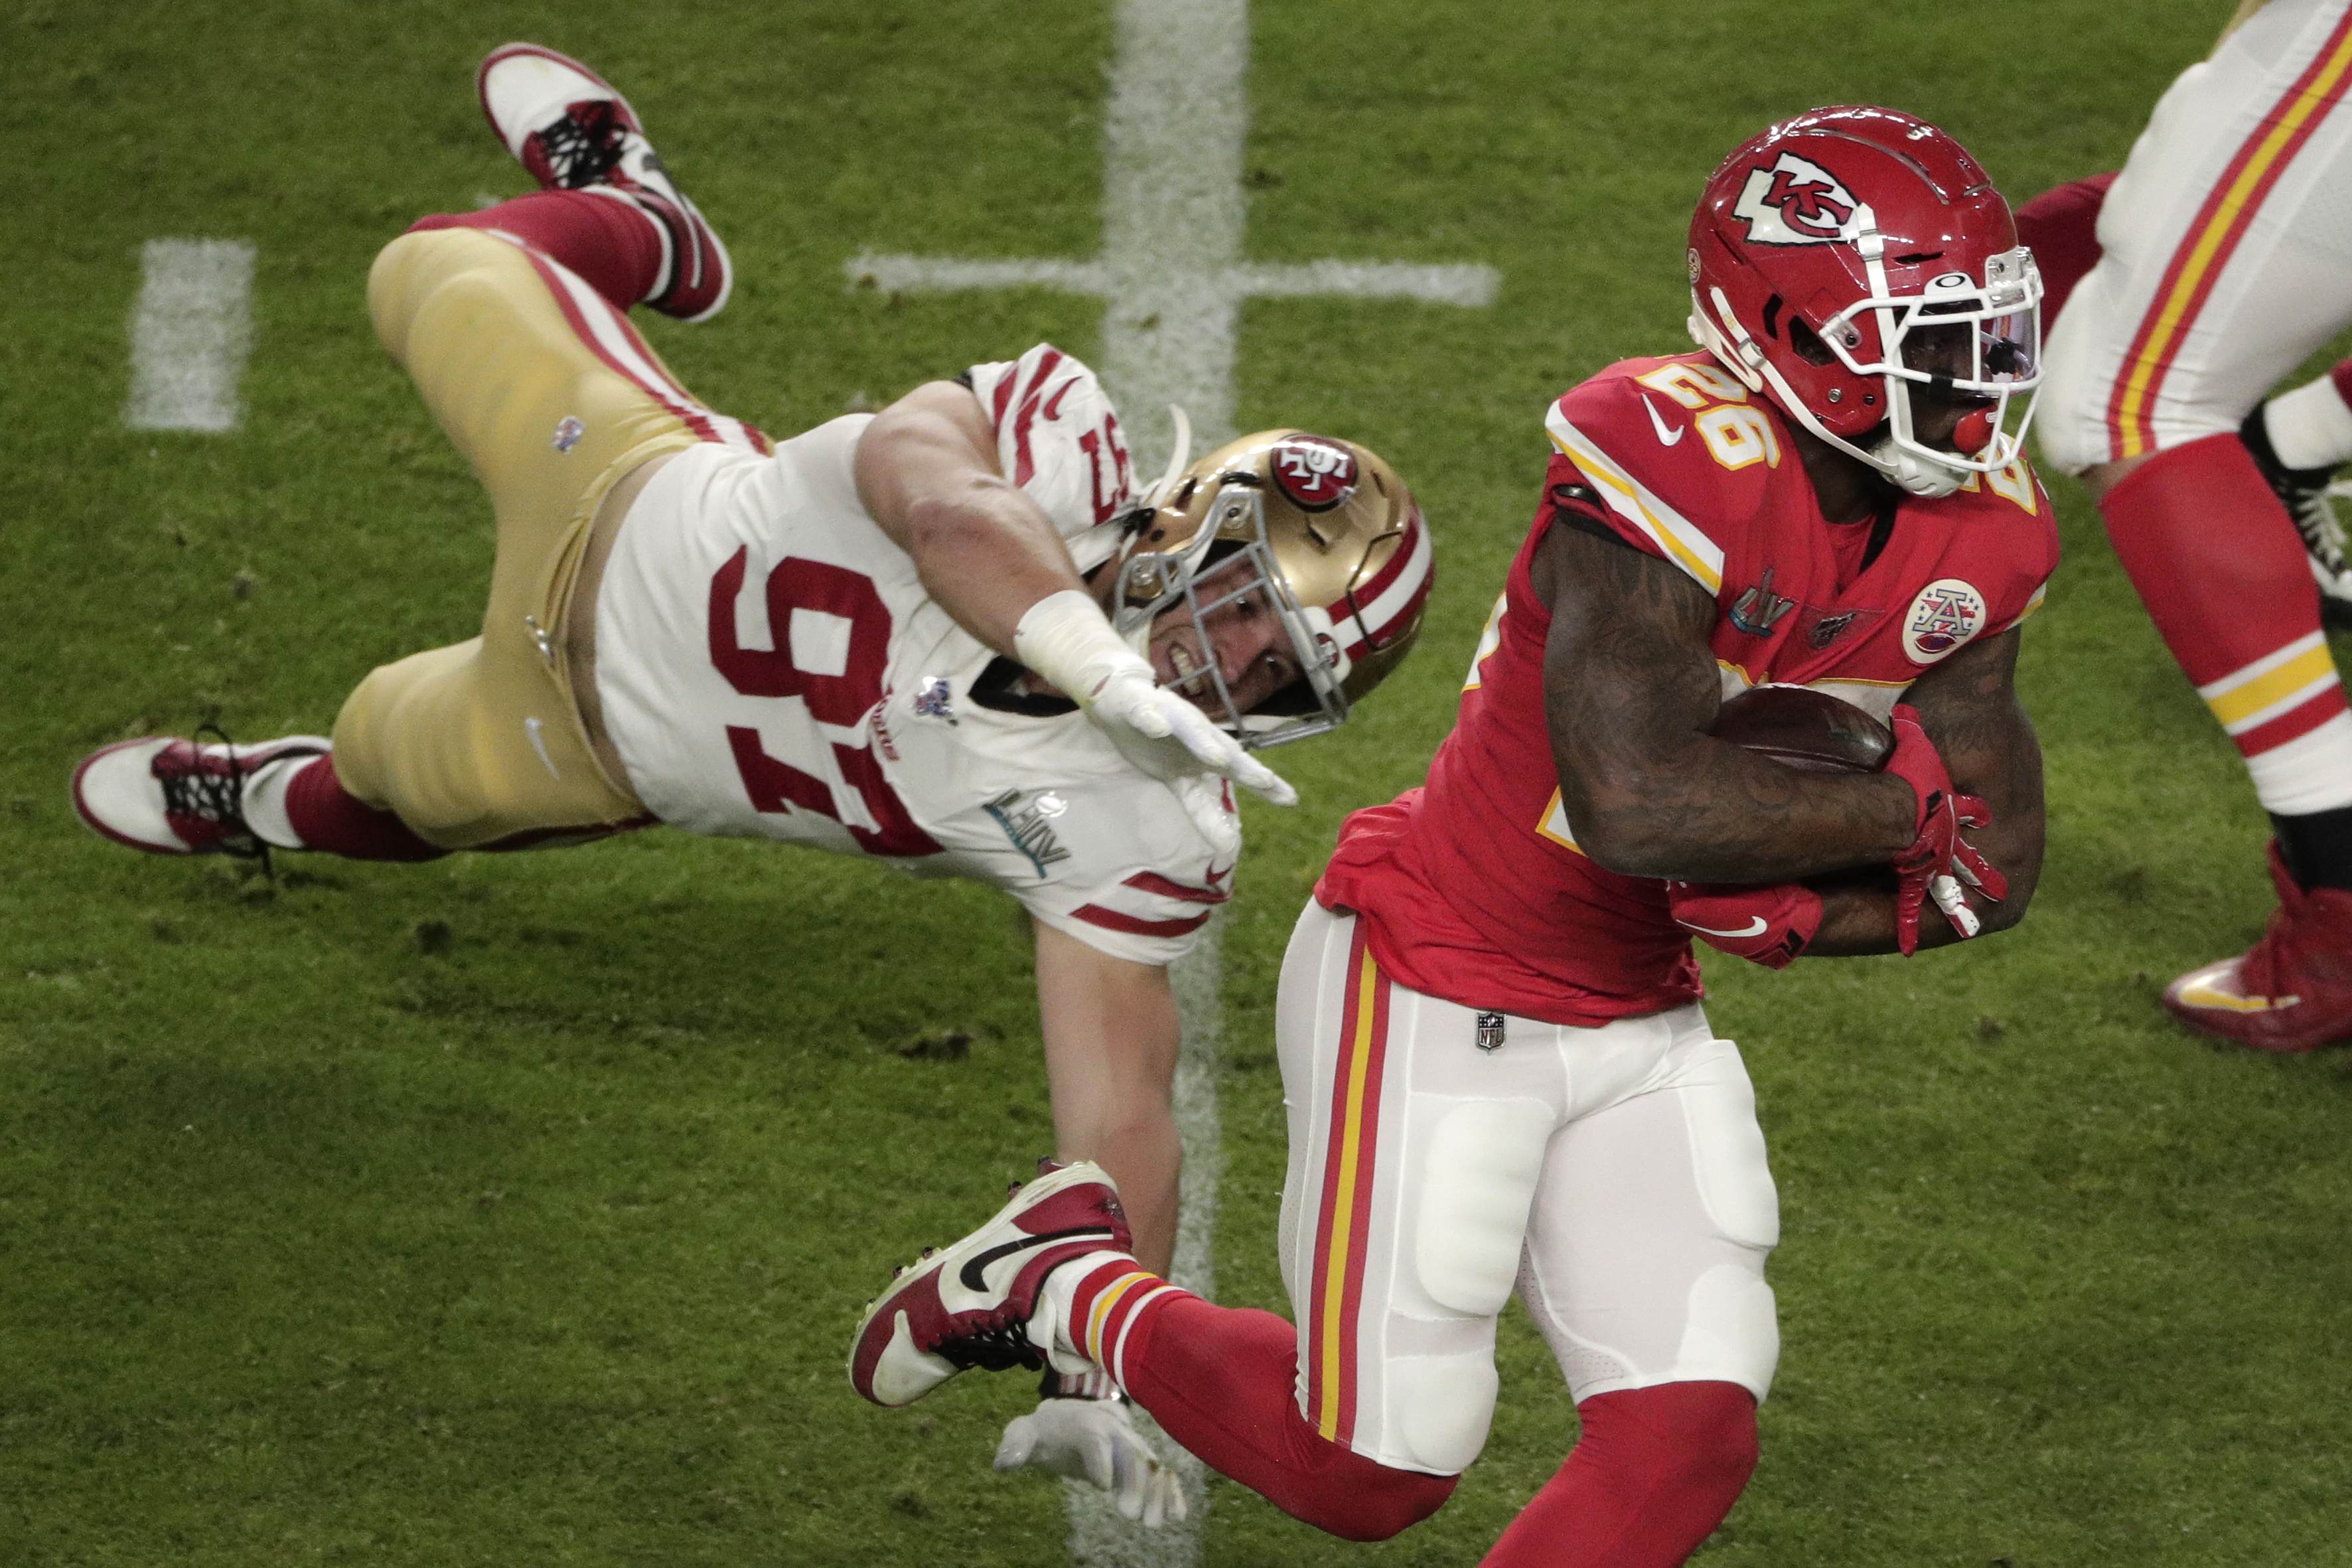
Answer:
[{"left": 1865, "top": 431, "right": 1970, "bottom": 498}]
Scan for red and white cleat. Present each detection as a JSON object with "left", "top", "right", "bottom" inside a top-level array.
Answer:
[
  {"left": 72, "top": 732, "right": 329, "bottom": 859},
  {"left": 2164, "top": 844, "right": 2352, "bottom": 1052},
  {"left": 475, "top": 42, "right": 732, "bottom": 321},
  {"left": 849, "top": 1161, "right": 1132, "bottom": 1409}
]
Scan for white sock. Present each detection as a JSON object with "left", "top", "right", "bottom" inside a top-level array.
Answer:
[
  {"left": 2262, "top": 374, "right": 2352, "bottom": 471},
  {"left": 238, "top": 752, "right": 317, "bottom": 849},
  {"left": 2246, "top": 711, "right": 2352, "bottom": 816}
]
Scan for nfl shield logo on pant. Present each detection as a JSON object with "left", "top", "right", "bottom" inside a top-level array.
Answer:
[{"left": 1475, "top": 1011, "right": 1507, "bottom": 1052}]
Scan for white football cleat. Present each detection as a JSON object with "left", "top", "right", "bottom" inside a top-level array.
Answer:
[
  {"left": 73, "top": 733, "right": 329, "bottom": 858},
  {"left": 475, "top": 42, "right": 732, "bottom": 321},
  {"left": 848, "top": 1161, "right": 1132, "bottom": 1409}
]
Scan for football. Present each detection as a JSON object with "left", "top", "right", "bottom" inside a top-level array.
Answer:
[{"left": 1710, "top": 683, "right": 1895, "bottom": 774}]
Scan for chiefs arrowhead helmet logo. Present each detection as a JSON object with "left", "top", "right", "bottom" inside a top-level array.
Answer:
[
  {"left": 1731, "top": 152, "right": 1866, "bottom": 246},
  {"left": 1268, "top": 435, "right": 1359, "bottom": 512}
]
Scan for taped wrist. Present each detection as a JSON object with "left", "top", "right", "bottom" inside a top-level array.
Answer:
[{"left": 1012, "top": 589, "right": 1149, "bottom": 707}]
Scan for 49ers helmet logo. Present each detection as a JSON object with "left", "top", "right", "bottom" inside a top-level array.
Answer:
[
  {"left": 1269, "top": 435, "right": 1359, "bottom": 512},
  {"left": 1732, "top": 152, "right": 1866, "bottom": 246}
]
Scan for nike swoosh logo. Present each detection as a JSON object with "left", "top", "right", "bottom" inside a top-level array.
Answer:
[
  {"left": 1642, "top": 394, "right": 1686, "bottom": 446},
  {"left": 958, "top": 1226, "right": 1119, "bottom": 1291},
  {"left": 1682, "top": 916, "right": 1767, "bottom": 938}
]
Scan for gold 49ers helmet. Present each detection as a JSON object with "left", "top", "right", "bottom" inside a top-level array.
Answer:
[{"left": 1109, "top": 423, "right": 1433, "bottom": 747}]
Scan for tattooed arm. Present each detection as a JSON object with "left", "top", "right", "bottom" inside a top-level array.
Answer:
[
  {"left": 1535, "top": 521, "right": 1919, "bottom": 882},
  {"left": 1804, "top": 626, "right": 2044, "bottom": 956}
]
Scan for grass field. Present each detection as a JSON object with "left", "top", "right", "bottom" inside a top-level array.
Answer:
[{"left": 8, "top": 1, "right": 2352, "bottom": 1563}]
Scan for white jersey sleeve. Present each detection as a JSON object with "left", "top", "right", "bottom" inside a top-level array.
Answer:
[
  {"left": 975, "top": 767, "right": 1236, "bottom": 966},
  {"left": 966, "top": 344, "right": 1138, "bottom": 572}
]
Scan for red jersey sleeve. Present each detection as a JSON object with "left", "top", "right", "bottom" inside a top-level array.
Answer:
[{"left": 1541, "top": 355, "right": 1787, "bottom": 599}]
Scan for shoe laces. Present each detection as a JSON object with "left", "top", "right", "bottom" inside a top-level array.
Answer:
[
  {"left": 932, "top": 1313, "right": 1046, "bottom": 1375},
  {"left": 536, "top": 102, "right": 630, "bottom": 190},
  {"left": 161, "top": 723, "right": 271, "bottom": 873}
]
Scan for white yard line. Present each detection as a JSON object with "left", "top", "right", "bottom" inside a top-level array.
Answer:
[
  {"left": 853, "top": 1, "right": 1493, "bottom": 1558},
  {"left": 123, "top": 240, "right": 256, "bottom": 433}
]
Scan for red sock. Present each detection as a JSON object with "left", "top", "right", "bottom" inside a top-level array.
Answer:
[
  {"left": 1479, "top": 1383, "right": 1757, "bottom": 1568},
  {"left": 409, "top": 190, "right": 663, "bottom": 312},
  {"left": 2100, "top": 433, "right": 2349, "bottom": 761},
  {"left": 1073, "top": 1267, "right": 1455, "bottom": 1541},
  {"left": 282, "top": 756, "right": 447, "bottom": 862},
  {"left": 2013, "top": 171, "right": 2117, "bottom": 322}
]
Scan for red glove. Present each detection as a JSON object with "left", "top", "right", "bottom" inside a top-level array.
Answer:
[
  {"left": 1665, "top": 879, "right": 1823, "bottom": 969},
  {"left": 1883, "top": 703, "right": 2006, "bottom": 955}
]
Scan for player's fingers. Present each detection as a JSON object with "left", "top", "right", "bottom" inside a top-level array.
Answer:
[
  {"left": 1234, "top": 759, "right": 1296, "bottom": 806},
  {"left": 1931, "top": 875, "right": 1981, "bottom": 938},
  {"left": 1894, "top": 876, "right": 1926, "bottom": 957},
  {"left": 1086, "top": 1429, "right": 1122, "bottom": 1493},
  {"left": 1175, "top": 719, "right": 1295, "bottom": 805},
  {"left": 1110, "top": 1445, "right": 1145, "bottom": 1519},
  {"left": 993, "top": 1416, "right": 1037, "bottom": 1472},
  {"left": 1952, "top": 839, "right": 2008, "bottom": 901}
]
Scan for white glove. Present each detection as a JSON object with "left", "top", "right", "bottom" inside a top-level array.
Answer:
[
  {"left": 1014, "top": 590, "right": 1297, "bottom": 808},
  {"left": 995, "top": 1395, "right": 1189, "bottom": 1527}
]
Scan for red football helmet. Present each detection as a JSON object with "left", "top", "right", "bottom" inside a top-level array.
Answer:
[{"left": 1687, "top": 106, "right": 2042, "bottom": 497}]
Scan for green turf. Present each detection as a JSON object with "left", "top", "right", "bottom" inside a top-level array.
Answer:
[{"left": 8, "top": 1, "right": 2352, "bottom": 1563}]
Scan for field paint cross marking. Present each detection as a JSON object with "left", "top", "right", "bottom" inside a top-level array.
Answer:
[
  {"left": 123, "top": 239, "right": 256, "bottom": 433},
  {"left": 848, "top": 1, "right": 1495, "bottom": 1563},
  {"left": 847, "top": 0, "right": 1497, "bottom": 478}
]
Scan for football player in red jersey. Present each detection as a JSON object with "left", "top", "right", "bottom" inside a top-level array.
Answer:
[
  {"left": 67, "top": 44, "right": 1437, "bottom": 1524},
  {"left": 2023, "top": 0, "right": 2352, "bottom": 1050},
  {"left": 849, "top": 107, "right": 2055, "bottom": 1565}
]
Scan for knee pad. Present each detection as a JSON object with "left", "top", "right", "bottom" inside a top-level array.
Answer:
[
  {"left": 1384, "top": 1350, "right": 1501, "bottom": 1476},
  {"left": 1674, "top": 1263, "right": 1780, "bottom": 1401}
]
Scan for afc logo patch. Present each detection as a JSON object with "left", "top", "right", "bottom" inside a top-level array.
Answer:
[
  {"left": 1903, "top": 577, "right": 1987, "bottom": 664},
  {"left": 1731, "top": 152, "right": 1864, "bottom": 247},
  {"left": 1270, "top": 436, "right": 1358, "bottom": 512}
]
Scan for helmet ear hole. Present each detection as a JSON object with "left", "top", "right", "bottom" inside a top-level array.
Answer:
[{"left": 1787, "top": 317, "right": 1836, "bottom": 366}]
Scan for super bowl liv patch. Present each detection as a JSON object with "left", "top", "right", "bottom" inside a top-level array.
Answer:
[{"left": 985, "top": 788, "right": 1072, "bottom": 877}]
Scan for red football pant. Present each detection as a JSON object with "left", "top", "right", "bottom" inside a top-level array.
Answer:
[
  {"left": 409, "top": 190, "right": 663, "bottom": 313},
  {"left": 1481, "top": 1382, "right": 1757, "bottom": 1568},
  {"left": 2099, "top": 434, "right": 2351, "bottom": 773},
  {"left": 1107, "top": 1287, "right": 1752, "bottom": 1561},
  {"left": 1112, "top": 1293, "right": 1455, "bottom": 1541}
]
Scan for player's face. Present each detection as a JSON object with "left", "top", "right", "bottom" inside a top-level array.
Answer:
[
  {"left": 1146, "top": 555, "right": 1303, "bottom": 717},
  {"left": 1901, "top": 322, "right": 1998, "bottom": 452}
]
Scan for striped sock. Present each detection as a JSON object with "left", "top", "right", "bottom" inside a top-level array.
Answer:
[
  {"left": 2100, "top": 433, "right": 2352, "bottom": 815},
  {"left": 1055, "top": 1257, "right": 1193, "bottom": 1393}
]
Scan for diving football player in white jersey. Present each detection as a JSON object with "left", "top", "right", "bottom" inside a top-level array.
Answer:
[{"left": 70, "top": 44, "right": 1433, "bottom": 1522}]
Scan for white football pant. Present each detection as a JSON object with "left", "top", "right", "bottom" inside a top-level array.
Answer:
[{"left": 1272, "top": 902, "right": 1780, "bottom": 1478}]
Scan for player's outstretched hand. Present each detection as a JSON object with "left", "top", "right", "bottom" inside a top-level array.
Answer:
[
  {"left": 1885, "top": 703, "right": 2008, "bottom": 954},
  {"left": 1013, "top": 588, "right": 1296, "bottom": 808},
  {"left": 995, "top": 1395, "right": 1189, "bottom": 1527},
  {"left": 1084, "top": 665, "right": 1297, "bottom": 807},
  {"left": 1665, "top": 879, "right": 1822, "bottom": 969}
]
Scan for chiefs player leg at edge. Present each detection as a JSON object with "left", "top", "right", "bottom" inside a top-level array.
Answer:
[{"left": 2025, "top": 0, "right": 2352, "bottom": 1050}]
